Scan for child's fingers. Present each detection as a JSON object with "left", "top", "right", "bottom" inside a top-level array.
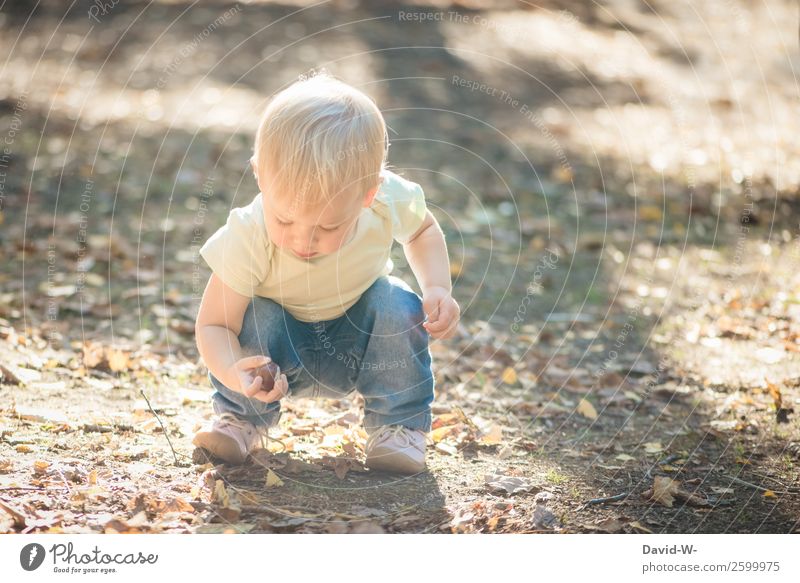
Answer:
[
  {"left": 242, "top": 374, "right": 263, "bottom": 396},
  {"left": 250, "top": 374, "right": 289, "bottom": 404},
  {"left": 252, "top": 384, "right": 285, "bottom": 404},
  {"left": 425, "top": 313, "right": 451, "bottom": 330},
  {"left": 426, "top": 313, "right": 459, "bottom": 338}
]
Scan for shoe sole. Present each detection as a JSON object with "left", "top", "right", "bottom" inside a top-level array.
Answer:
[
  {"left": 192, "top": 431, "right": 247, "bottom": 465},
  {"left": 365, "top": 447, "right": 426, "bottom": 474}
]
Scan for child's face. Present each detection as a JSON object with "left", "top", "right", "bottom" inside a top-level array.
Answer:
[{"left": 255, "top": 165, "right": 379, "bottom": 260}]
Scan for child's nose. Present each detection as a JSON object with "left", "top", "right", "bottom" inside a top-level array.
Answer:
[{"left": 292, "top": 230, "right": 318, "bottom": 249}]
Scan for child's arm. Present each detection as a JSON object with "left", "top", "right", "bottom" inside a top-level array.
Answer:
[
  {"left": 402, "top": 210, "right": 461, "bottom": 339},
  {"left": 402, "top": 210, "right": 451, "bottom": 291},
  {"left": 195, "top": 274, "right": 287, "bottom": 402}
]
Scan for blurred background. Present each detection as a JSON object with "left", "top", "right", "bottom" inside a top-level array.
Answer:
[
  {"left": 1, "top": 0, "right": 798, "bottom": 349},
  {"left": 1, "top": 0, "right": 799, "bottom": 534}
]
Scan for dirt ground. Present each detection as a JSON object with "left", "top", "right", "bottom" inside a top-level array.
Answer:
[{"left": 1, "top": 0, "right": 799, "bottom": 534}]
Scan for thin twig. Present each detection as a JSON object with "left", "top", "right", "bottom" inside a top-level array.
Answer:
[
  {"left": 0, "top": 486, "right": 68, "bottom": 492},
  {"left": 139, "top": 389, "right": 180, "bottom": 466},
  {"left": 719, "top": 474, "right": 789, "bottom": 495},
  {"left": 54, "top": 466, "right": 72, "bottom": 496},
  {"left": 577, "top": 492, "right": 629, "bottom": 510},
  {"left": 746, "top": 470, "right": 800, "bottom": 492}
]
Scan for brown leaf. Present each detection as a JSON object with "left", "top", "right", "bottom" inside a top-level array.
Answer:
[
  {"left": 650, "top": 476, "right": 681, "bottom": 507},
  {"left": 104, "top": 518, "right": 141, "bottom": 534},
  {"left": 213, "top": 506, "right": 241, "bottom": 523},
  {"left": 161, "top": 496, "right": 195, "bottom": 514},
  {"left": 594, "top": 516, "right": 625, "bottom": 533},
  {"left": 0, "top": 500, "right": 27, "bottom": 529},
  {"left": 350, "top": 520, "right": 385, "bottom": 534},
  {"left": 334, "top": 458, "right": 351, "bottom": 480},
  {"left": 211, "top": 480, "right": 230, "bottom": 507},
  {"left": 0, "top": 363, "right": 22, "bottom": 385}
]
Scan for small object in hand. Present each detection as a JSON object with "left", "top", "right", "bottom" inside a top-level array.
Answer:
[{"left": 253, "top": 361, "right": 280, "bottom": 392}]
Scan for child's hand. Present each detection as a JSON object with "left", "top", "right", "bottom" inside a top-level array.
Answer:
[
  {"left": 228, "top": 355, "right": 289, "bottom": 404},
  {"left": 422, "top": 286, "right": 461, "bottom": 340}
]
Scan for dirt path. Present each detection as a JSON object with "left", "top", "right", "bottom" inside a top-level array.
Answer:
[{"left": 1, "top": 0, "right": 799, "bottom": 533}]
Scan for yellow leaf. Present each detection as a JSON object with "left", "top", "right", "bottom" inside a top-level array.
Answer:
[
  {"left": 33, "top": 460, "right": 50, "bottom": 475},
  {"left": 265, "top": 469, "right": 284, "bottom": 488},
  {"left": 615, "top": 454, "right": 635, "bottom": 462},
  {"left": 480, "top": 424, "right": 503, "bottom": 445},
  {"left": 212, "top": 480, "right": 230, "bottom": 507},
  {"left": 501, "top": 367, "right": 518, "bottom": 385},
  {"left": 107, "top": 348, "right": 130, "bottom": 372},
  {"left": 639, "top": 206, "right": 663, "bottom": 222},
  {"left": 644, "top": 442, "right": 663, "bottom": 454},
  {"left": 763, "top": 490, "right": 777, "bottom": 498},
  {"left": 430, "top": 425, "right": 458, "bottom": 443},
  {"left": 577, "top": 398, "right": 598, "bottom": 420}
]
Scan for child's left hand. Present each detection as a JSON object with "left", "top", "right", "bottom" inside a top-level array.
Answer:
[{"left": 422, "top": 286, "right": 460, "bottom": 339}]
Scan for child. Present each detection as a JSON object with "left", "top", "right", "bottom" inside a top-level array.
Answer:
[{"left": 192, "top": 72, "right": 460, "bottom": 474}]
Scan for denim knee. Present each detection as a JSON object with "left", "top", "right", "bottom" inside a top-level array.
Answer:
[{"left": 348, "top": 275, "right": 435, "bottom": 432}]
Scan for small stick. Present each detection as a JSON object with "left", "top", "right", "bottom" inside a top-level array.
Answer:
[
  {"left": 719, "top": 474, "right": 789, "bottom": 495},
  {"left": 53, "top": 466, "right": 72, "bottom": 496},
  {"left": 139, "top": 389, "right": 180, "bottom": 466},
  {"left": 747, "top": 470, "right": 799, "bottom": 492},
  {"left": 0, "top": 486, "right": 68, "bottom": 491},
  {"left": 577, "top": 492, "right": 629, "bottom": 510}
]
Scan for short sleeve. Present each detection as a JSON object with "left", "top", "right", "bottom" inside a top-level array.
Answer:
[
  {"left": 374, "top": 171, "right": 428, "bottom": 244},
  {"left": 198, "top": 196, "right": 269, "bottom": 297}
]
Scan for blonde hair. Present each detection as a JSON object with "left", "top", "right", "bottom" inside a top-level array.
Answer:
[{"left": 252, "top": 71, "right": 388, "bottom": 210}]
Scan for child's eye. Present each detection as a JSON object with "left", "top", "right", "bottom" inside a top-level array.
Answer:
[
  {"left": 320, "top": 225, "right": 340, "bottom": 232},
  {"left": 276, "top": 219, "right": 291, "bottom": 226}
]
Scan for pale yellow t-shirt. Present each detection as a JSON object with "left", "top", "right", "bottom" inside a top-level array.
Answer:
[{"left": 199, "top": 169, "right": 428, "bottom": 323}]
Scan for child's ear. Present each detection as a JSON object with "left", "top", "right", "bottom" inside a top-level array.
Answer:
[
  {"left": 362, "top": 179, "right": 382, "bottom": 207},
  {"left": 250, "top": 158, "right": 258, "bottom": 178}
]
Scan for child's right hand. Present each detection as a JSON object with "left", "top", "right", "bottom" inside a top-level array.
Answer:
[{"left": 227, "top": 355, "right": 289, "bottom": 404}]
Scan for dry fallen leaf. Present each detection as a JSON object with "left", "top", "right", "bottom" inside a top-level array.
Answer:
[
  {"left": 212, "top": 480, "right": 230, "bottom": 507},
  {"left": 265, "top": 469, "right": 284, "bottom": 488},
  {"left": 480, "top": 424, "right": 503, "bottom": 445},
  {"left": 577, "top": 398, "right": 598, "bottom": 420},
  {"left": 333, "top": 458, "right": 355, "bottom": 480},
  {"left": 32, "top": 460, "right": 50, "bottom": 475},
  {"left": 644, "top": 442, "right": 664, "bottom": 454},
  {"left": 485, "top": 472, "right": 538, "bottom": 495},
  {"left": 107, "top": 348, "right": 130, "bottom": 372},
  {"left": 594, "top": 516, "right": 625, "bottom": 533},
  {"left": 501, "top": 367, "right": 518, "bottom": 385},
  {"left": 650, "top": 476, "right": 681, "bottom": 507}
]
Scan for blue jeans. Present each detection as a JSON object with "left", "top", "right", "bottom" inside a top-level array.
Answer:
[{"left": 209, "top": 275, "right": 435, "bottom": 433}]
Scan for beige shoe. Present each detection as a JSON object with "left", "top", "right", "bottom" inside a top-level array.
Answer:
[
  {"left": 365, "top": 425, "right": 427, "bottom": 474},
  {"left": 192, "top": 412, "right": 268, "bottom": 465}
]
